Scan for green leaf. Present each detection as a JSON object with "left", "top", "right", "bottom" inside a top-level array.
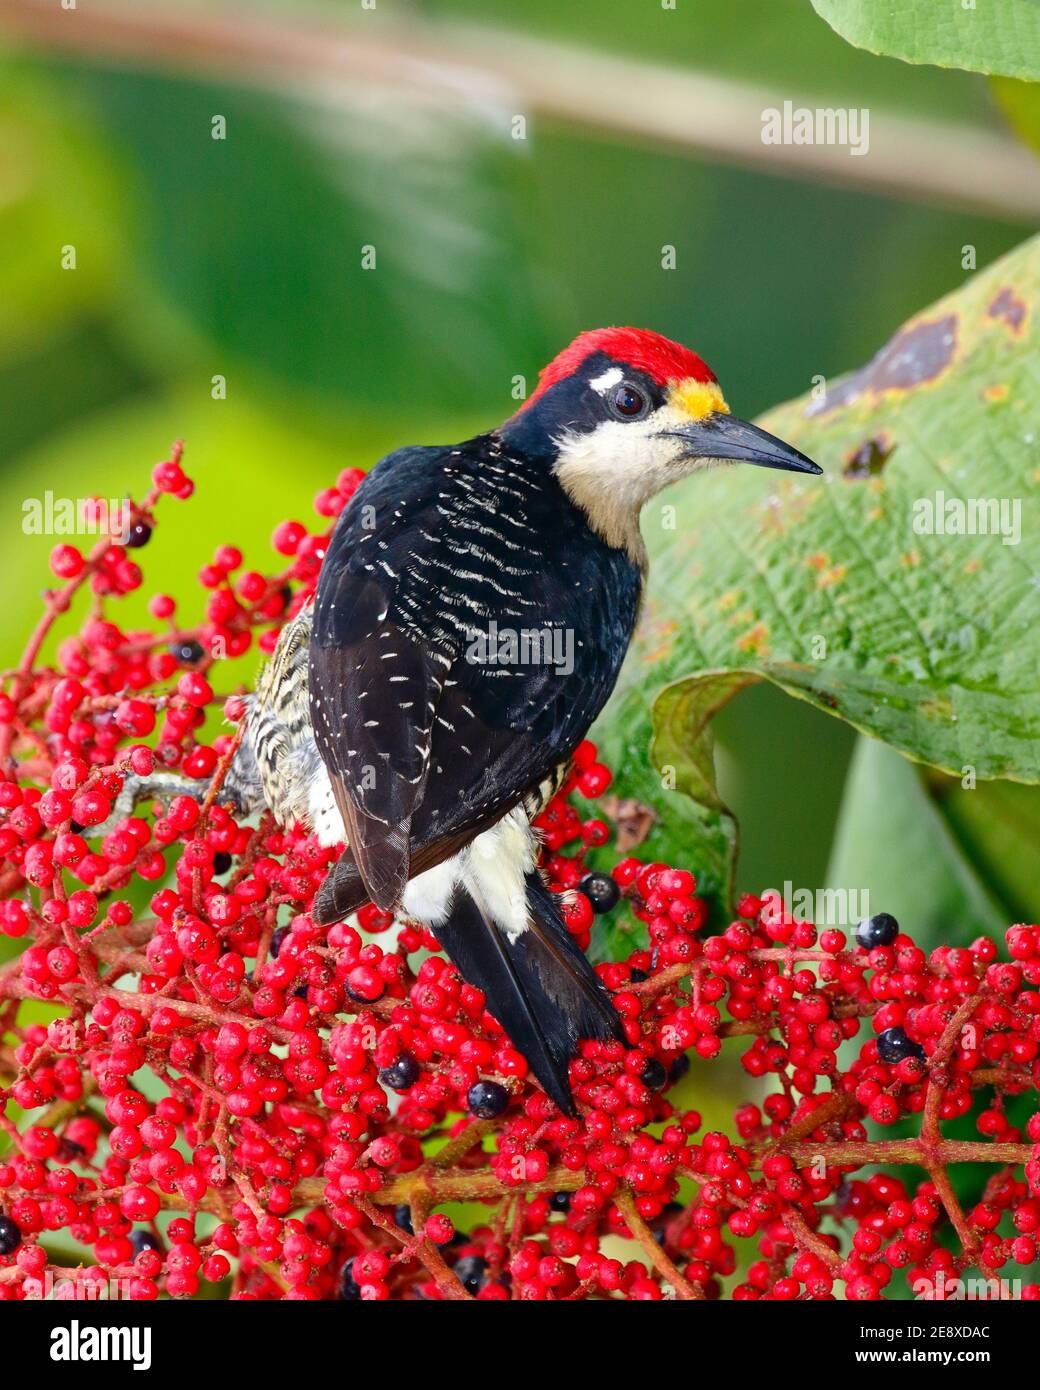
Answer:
[
  {"left": 598, "top": 232, "right": 1040, "bottom": 913},
  {"left": 644, "top": 232, "right": 1039, "bottom": 777},
  {"left": 926, "top": 769, "right": 1040, "bottom": 928},
  {"left": 0, "top": 64, "right": 126, "bottom": 364},
  {"left": 826, "top": 738, "right": 1007, "bottom": 946},
  {"left": 991, "top": 76, "right": 1040, "bottom": 155},
  {"left": 592, "top": 672, "right": 751, "bottom": 925},
  {"left": 811, "top": 0, "right": 1040, "bottom": 80},
  {"left": 828, "top": 737, "right": 1040, "bottom": 948},
  {"left": 68, "top": 67, "right": 546, "bottom": 415}
]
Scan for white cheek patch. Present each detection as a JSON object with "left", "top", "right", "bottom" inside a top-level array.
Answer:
[
  {"left": 553, "top": 407, "right": 690, "bottom": 500},
  {"left": 588, "top": 366, "right": 624, "bottom": 395},
  {"left": 550, "top": 404, "right": 703, "bottom": 557}
]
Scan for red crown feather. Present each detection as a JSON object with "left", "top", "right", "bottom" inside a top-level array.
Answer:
[{"left": 522, "top": 327, "right": 715, "bottom": 411}]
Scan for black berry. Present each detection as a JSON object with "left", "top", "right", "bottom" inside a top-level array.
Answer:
[
  {"left": 394, "top": 1205, "right": 414, "bottom": 1235},
  {"left": 876, "top": 1026, "right": 924, "bottom": 1065},
  {"left": 467, "top": 1080, "right": 509, "bottom": 1119},
  {"left": 579, "top": 872, "right": 620, "bottom": 915},
  {"left": 452, "top": 1254, "right": 488, "bottom": 1294},
  {"left": 856, "top": 913, "right": 900, "bottom": 950},
  {"left": 653, "top": 1201, "right": 683, "bottom": 1246},
  {"left": 0, "top": 1215, "right": 21, "bottom": 1257},
  {"left": 124, "top": 521, "right": 153, "bottom": 549},
  {"left": 669, "top": 1054, "right": 691, "bottom": 1084},
  {"left": 129, "top": 1229, "right": 162, "bottom": 1256},
  {"left": 269, "top": 926, "right": 288, "bottom": 958},
  {"left": 378, "top": 1054, "right": 421, "bottom": 1092},
  {"left": 212, "top": 851, "right": 232, "bottom": 875},
  {"left": 640, "top": 1057, "right": 668, "bottom": 1092},
  {"left": 549, "top": 1191, "right": 572, "bottom": 1213},
  {"left": 169, "top": 639, "right": 205, "bottom": 666},
  {"left": 339, "top": 1257, "right": 361, "bottom": 1300},
  {"left": 346, "top": 980, "right": 385, "bottom": 1004}
]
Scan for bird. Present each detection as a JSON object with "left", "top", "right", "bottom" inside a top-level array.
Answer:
[{"left": 227, "top": 326, "right": 823, "bottom": 1115}]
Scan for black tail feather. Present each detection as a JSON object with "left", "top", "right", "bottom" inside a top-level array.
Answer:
[
  {"left": 433, "top": 873, "right": 623, "bottom": 1116},
  {"left": 313, "top": 850, "right": 368, "bottom": 925},
  {"left": 313, "top": 855, "right": 623, "bottom": 1114}
]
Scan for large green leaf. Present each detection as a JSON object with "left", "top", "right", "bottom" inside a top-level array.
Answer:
[
  {"left": 992, "top": 76, "right": 1040, "bottom": 155},
  {"left": 596, "top": 233, "right": 1040, "bottom": 919},
  {"left": 592, "top": 671, "right": 750, "bottom": 913},
  {"left": 811, "top": 0, "right": 1040, "bottom": 80},
  {"left": 826, "top": 738, "right": 1008, "bottom": 945},
  {"left": 66, "top": 66, "right": 546, "bottom": 416},
  {"left": 827, "top": 737, "right": 1040, "bottom": 946}
]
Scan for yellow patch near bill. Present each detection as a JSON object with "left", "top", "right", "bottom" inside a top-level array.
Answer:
[{"left": 669, "top": 378, "right": 729, "bottom": 421}]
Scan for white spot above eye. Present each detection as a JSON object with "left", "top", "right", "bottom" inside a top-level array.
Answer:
[{"left": 588, "top": 366, "right": 624, "bottom": 395}]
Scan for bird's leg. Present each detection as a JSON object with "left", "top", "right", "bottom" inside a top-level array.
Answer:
[
  {"left": 90, "top": 738, "right": 269, "bottom": 838},
  {"left": 89, "top": 771, "right": 207, "bottom": 838}
]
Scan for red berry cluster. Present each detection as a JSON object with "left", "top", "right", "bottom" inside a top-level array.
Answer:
[{"left": 0, "top": 447, "right": 1037, "bottom": 1300}]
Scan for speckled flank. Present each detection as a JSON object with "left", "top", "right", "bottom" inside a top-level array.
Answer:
[{"left": 224, "top": 602, "right": 346, "bottom": 847}]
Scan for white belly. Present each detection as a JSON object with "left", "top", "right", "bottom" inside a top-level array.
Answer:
[
  {"left": 307, "top": 763, "right": 347, "bottom": 847},
  {"left": 305, "top": 761, "right": 535, "bottom": 939},
  {"left": 402, "top": 806, "right": 537, "bottom": 940}
]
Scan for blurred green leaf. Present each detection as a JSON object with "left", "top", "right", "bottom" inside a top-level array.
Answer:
[
  {"left": 931, "top": 771, "right": 1040, "bottom": 927},
  {"left": 811, "top": 0, "right": 1040, "bottom": 80},
  {"left": 828, "top": 737, "right": 1040, "bottom": 946},
  {"left": 0, "top": 62, "right": 125, "bottom": 364},
  {"left": 69, "top": 67, "right": 547, "bottom": 414},
  {"left": 425, "top": 0, "right": 997, "bottom": 120},
  {"left": 991, "top": 76, "right": 1040, "bottom": 155},
  {"left": 0, "top": 385, "right": 411, "bottom": 675},
  {"left": 598, "top": 232, "right": 1040, "bottom": 915},
  {"left": 826, "top": 738, "right": 1007, "bottom": 946},
  {"left": 592, "top": 672, "right": 750, "bottom": 921}
]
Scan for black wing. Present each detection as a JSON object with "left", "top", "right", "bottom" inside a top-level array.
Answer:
[{"left": 309, "top": 437, "right": 642, "bottom": 914}]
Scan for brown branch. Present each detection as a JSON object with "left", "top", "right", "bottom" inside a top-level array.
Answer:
[
  {"left": 430, "top": 1119, "right": 496, "bottom": 1169},
  {"left": 921, "top": 995, "right": 981, "bottom": 1146},
  {"left": 0, "top": 0, "right": 1037, "bottom": 219},
  {"left": 780, "top": 1138, "right": 1033, "bottom": 1167},
  {"left": 614, "top": 1187, "right": 702, "bottom": 1300},
  {"left": 781, "top": 1207, "right": 842, "bottom": 1272},
  {"left": 766, "top": 1088, "right": 856, "bottom": 1149}
]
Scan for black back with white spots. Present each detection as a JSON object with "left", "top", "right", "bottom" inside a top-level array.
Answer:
[{"left": 309, "top": 432, "right": 642, "bottom": 912}]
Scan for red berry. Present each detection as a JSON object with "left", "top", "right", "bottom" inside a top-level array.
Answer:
[
  {"left": 50, "top": 544, "right": 85, "bottom": 580},
  {"left": 272, "top": 520, "right": 307, "bottom": 556}
]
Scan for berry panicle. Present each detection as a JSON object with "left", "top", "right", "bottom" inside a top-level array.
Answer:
[{"left": 0, "top": 448, "right": 1037, "bottom": 1301}]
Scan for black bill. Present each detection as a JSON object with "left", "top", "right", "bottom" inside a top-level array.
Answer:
[{"left": 670, "top": 414, "right": 823, "bottom": 475}]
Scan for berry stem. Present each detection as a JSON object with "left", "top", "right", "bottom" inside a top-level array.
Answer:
[{"left": 614, "top": 1187, "right": 703, "bottom": 1300}]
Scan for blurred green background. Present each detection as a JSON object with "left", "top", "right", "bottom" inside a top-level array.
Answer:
[{"left": 0, "top": 0, "right": 1036, "bottom": 926}]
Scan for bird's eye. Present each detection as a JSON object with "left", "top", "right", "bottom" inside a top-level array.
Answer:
[{"left": 611, "top": 384, "right": 647, "bottom": 419}]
